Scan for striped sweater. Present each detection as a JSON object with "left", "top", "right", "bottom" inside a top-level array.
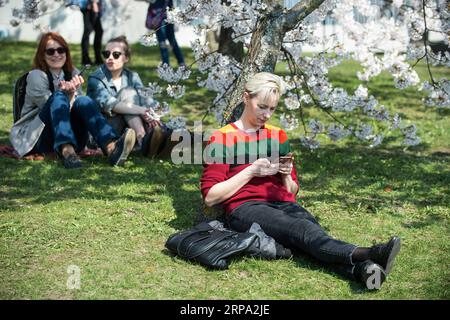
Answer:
[{"left": 200, "top": 122, "right": 299, "bottom": 214}]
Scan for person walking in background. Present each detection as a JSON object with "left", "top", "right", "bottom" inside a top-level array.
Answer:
[
  {"left": 146, "top": 0, "right": 185, "bottom": 67},
  {"left": 74, "top": 0, "right": 104, "bottom": 65}
]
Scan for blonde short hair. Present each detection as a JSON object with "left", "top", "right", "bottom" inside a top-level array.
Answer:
[{"left": 244, "top": 72, "right": 289, "bottom": 102}]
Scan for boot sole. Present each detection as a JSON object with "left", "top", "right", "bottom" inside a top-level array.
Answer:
[
  {"left": 365, "top": 264, "right": 387, "bottom": 290},
  {"left": 115, "top": 129, "right": 136, "bottom": 166},
  {"left": 384, "top": 237, "right": 401, "bottom": 275}
]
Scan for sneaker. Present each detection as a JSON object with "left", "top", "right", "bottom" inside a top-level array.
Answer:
[
  {"left": 108, "top": 128, "right": 136, "bottom": 166},
  {"left": 354, "top": 260, "right": 386, "bottom": 290},
  {"left": 143, "top": 125, "right": 165, "bottom": 159},
  {"left": 154, "top": 126, "right": 174, "bottom": 159},
  {"left": 141, "top": 129, "right": 153, "bottom": 157},
  {"left": 63, "top": 153, "right": 82, "bottom": 169},
  {"left": 369, "top": 236, "right": 401, "bottom": 275}
]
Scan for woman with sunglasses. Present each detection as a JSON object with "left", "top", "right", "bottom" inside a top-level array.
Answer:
[
  {"left": 200, "top": 72, "right": 401, "bottom": 290},
  {"left": 87, "top": 35, "right": 165, "bottom": 155},
  {"left": 10, "top": 32, "right": 136, "bottom": 168}
]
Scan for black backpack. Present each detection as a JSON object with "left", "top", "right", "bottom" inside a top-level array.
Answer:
[
  {"left": 12, "top": 70, "right": 71, "bottom": 123},
  {"left": 165, "top": 221, "right": 258, "bottom": 269}
]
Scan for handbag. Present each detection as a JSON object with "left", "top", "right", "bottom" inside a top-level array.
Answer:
[
  {"left": 145, "top": 0, "right": 168, "bottom": 30},
  {"left": 165, "top": 221, "right": 258, "bottom": 269}
]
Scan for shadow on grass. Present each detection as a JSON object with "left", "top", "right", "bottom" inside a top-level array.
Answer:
[
  {"left": 0, "top": 156, "right": 198, "bottom": 208},
  {"left": 1, "top": 142, "right": 448, "bottom": 294},
  {"left": 0, "top": 129, "right": 11, "bottom": 145},
  {"left": 1, "top": 142, "right": 448, "bottom": 229},
  {"left": 161, "top": 247, "right": 243, "bottom": 272},
  {"left": 288, "top": 250, "right": 397, "bottom": 294},
  {"left": 290, "top": 252, "right": 373, "bottom": 294},
  {"left": 293, "top": 143, "right": 450, "bottom": 211},
  {"left": 0, "top": 84, "right": 14, "bottom": 98},
  {"left": 160, "top": 244, "right": 384, "bottom": 294}
]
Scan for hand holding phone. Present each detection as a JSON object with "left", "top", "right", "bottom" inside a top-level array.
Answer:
[
  {"left": 60, "top": 65, "right": 89, "bottom": 94},
  {"left": 278, "top": 152, "right": 294, "bottom": 176},
  {"left": 279, "top": 152, "right": 294, "bottom": 164},
  {"left": 78, "top": 64, "right": 91, "bottom": 77}
]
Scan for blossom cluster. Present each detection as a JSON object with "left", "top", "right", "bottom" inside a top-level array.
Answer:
[
  {"left": 157, "top": 64, "right": 191, "bottom": 83},
  {"left": 165, "top": 116, "right": 187, "bottom": 131},
  {"left": 168, "top": 0, "right": 263, "bottom": 44},
  {"left": 166, "top": 84, "right": 186, "bottom": 100},
  {"left": 422, "top": 79, "right": 450, "bottom": 108},
  {"left": 277, "top": 0, "right": 444, "bottom": 148},
  {"left": 139, "top": 32, "right": 158, "bottom": 47},
  {"left": 189, "top": 39, "right": 242, "bottom": 121}
]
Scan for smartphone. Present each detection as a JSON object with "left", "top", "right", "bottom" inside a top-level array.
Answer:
[
  {"left": 77, "top": 64, "right": 91, "bottom": 77},
  {"left": 279, "top": 153, "right": 293, "bottom": 164}
]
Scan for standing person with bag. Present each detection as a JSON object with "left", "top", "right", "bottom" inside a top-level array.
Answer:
[
  {"left": 146, "top": 0, "right": 185, "bottom": 67},
  {"left": 200, "top": 72, "right": 402, "bottom": 290},
  {"left": 87, "top": 36, "right": 170, "bottom": 157},
  {"left": 9, "top": 32, "right": 136, "bottom": 169}
]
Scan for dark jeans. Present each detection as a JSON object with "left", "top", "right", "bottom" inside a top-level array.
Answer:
[
  {"left": 31, "top": 91, "right": 118, "bottom": 155},
  {"left": 155, "top": 23, "right": 185, "bottom": 66},
  {"left": 228, "top": 201, "right": 358, "bottom": 280},
  {"left": 81, "top": 9, "right": 103, "bottom": 64}
]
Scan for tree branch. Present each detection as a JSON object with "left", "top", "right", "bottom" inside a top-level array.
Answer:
[
  {"left": 202, "top": 75, "right": 241, "bottom": 122},
  {"left": 281, "top": 47, "right": 348, "bottom": 128},
  {"left": 282, "top": 48, "right": 308, "bottom": 135},
  {"left": 422, "top": 0, "right": 438, "bottom": 87},
  {"left": 281, "top": 0, "right": 327, "bottom": 32},
  {"left": 411, "top": 54, "right": 427, "bottom": 68}
]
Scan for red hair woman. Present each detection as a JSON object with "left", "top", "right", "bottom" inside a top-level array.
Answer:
[{"left": 10, "top": 32, "right": 135, "bottom": 168}]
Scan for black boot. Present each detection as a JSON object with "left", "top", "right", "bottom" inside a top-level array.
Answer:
[{"left": 369, "top": 236, "right": 401, "bottom": 275}]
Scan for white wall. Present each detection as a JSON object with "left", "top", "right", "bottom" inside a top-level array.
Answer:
[
  {"left": 0, "top": 0, "right": 197, "bottom": 46},
  {"left": 1, "top": 0, "right": 421, "bottom": 52}
]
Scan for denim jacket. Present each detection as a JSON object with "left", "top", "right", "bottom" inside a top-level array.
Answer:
[{"left": 87, "top": 64, "right": 144, "bottom": 116}]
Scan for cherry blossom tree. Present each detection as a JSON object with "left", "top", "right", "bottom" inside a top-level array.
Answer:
[
  {"left": 5, "top": 0, "right": 450, "bottom": 149},
  {"left": 145, "top": 0, "right": 449, "bottom": 149}
]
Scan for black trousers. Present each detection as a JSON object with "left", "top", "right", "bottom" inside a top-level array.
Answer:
[
  {"left": 81, "top": 9, "right": 103, "bottom": 64},
  {"left": 228, "top": 201, "right": 358, "bottom": 280}
]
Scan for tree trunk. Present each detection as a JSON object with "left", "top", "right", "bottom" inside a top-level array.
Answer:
[
  {"left": 217, "top": 0, "right": 244, "bottom": 62},
  {"left": 223, "top": 15, "right": 285, "bottom": 123},
  {"left": 218, "top": 26, "right": 244, "bottom": 63}
]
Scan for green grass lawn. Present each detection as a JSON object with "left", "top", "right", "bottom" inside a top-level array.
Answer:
[{"left": 0, "top": 41, "right": 449, "bottom": 299}]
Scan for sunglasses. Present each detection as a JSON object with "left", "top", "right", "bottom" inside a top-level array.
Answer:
[
  {"left": 45, "top": 47, "right": 66, "bottom": 56},
  {"left": 101, "top": 50, "right": 123, "bottom": 59}
]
